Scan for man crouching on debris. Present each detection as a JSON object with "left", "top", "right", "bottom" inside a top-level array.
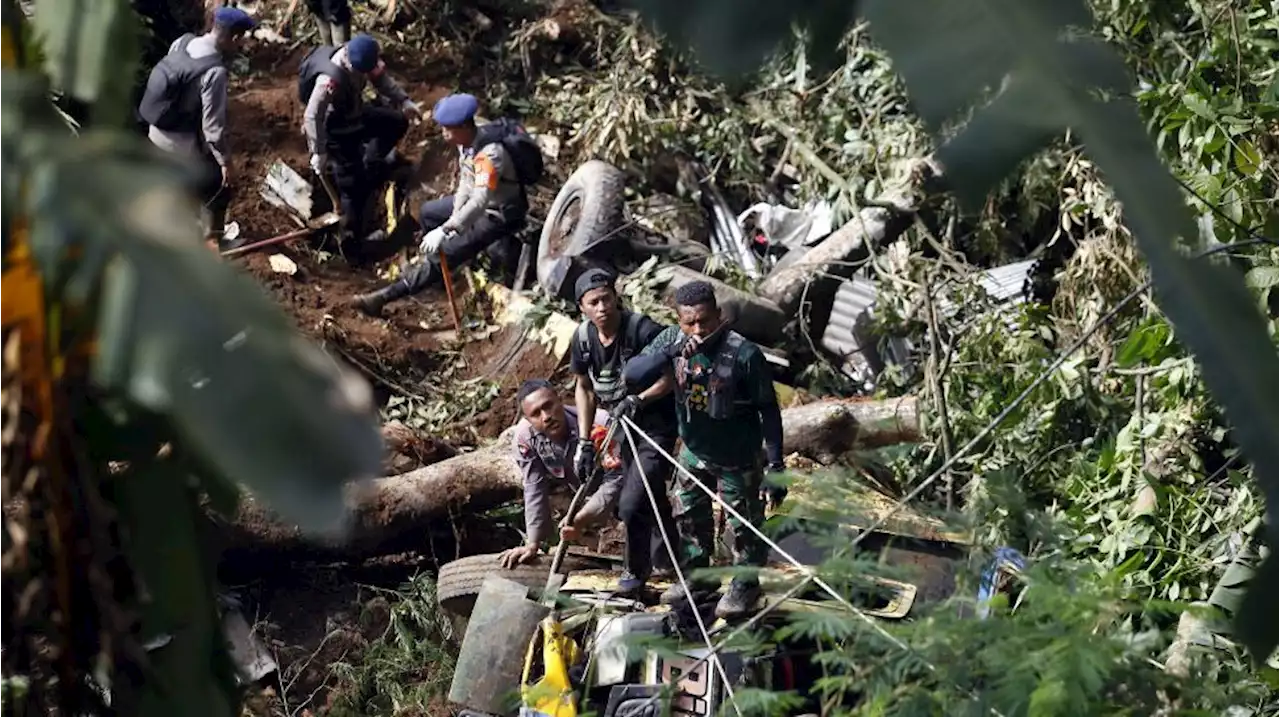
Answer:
[
  {"left": 499, "top": 379, "right": 624, "bottom": 570},
  {"left": 299, "top": 33, "right": 423, "bottom": 259},
  {"left": 351, "top": 93, "right": 538, "bottom": 316},
  {"left": 569, "top": 268, "right": 679, "bottom": 596},
  {"left": 138, "top": 6, "right": 256, "bottom": 251},
  {"left": 622, "top": 280, "right": 786, "bottom": 619}
]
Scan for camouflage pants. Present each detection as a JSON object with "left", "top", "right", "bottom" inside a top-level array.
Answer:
[{"left": 672, "top": 447, "right": 767, "bottom": 575}]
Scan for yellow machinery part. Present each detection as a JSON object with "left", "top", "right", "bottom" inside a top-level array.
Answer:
[{"left": 520, "top": 617, "right": 581, "bottom": 717}]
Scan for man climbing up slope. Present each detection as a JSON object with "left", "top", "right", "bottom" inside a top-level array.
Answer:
[
  {"left": 622, "top": 280, "right": 787, "bottom": 619},
  {"left": 499, "top": 379, "right": 623, "bottom": 570},
  {"left": 351, "top": 92, "right": 543, "bottom": 316},
  {"left": 569, "top": 268, "right": 679, "bottom": 596},
  {"left": 138, "top": 6, "right": 256, "bottom": 251},
  {"left": 299, "top": 33, "right": 422, "bottom": 260}
]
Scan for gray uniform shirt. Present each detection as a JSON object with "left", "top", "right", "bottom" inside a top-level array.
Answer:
[
  {"left": 302, "top": 47, "right": 411, "bottom": 157},
  {"left": 147, "top": 33, "right": 229, "bottom": 167},
  {"left": 512, "top": 406, "right": 622, "bottom": 547},
  {"left": 445, "top": 139, "right": 522, "bottom": 233}
]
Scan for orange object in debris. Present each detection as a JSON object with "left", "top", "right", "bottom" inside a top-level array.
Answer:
[{"left": 590, "top": 424, "right": 622, "bottom": 471}]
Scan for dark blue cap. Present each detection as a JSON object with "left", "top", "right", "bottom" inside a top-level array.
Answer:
[
  {"left": 346, "top": 34, "right": 379, "bottom": 73},
  {"left": 213, "top": 6, "right": 256, "bottom": 32},
  {"left": 433, "top": 93, "right": 479, "bottom": 127}
]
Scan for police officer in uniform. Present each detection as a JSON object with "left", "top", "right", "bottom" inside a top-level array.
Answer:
[
  {"left": 623, "top": 280, "right": 787, "bottom": 619},
  {"left": 137, "top": 6, "right": 256, "bottom": 250},
  {"left": 351, "top": 93, "right": 530, "bottom": 316},
  {"left": 568, "top": 269, "right": 679, "bottom": 596},
  {"left": 299, "top": 33, "right": 422, "bottom": 257},
  {"left": 500, "top": 379, "right": 624, "bottom": 570}
]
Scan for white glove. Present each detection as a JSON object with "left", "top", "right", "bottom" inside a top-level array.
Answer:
[
  {"left": 419, "top": 226, "right": 448, "bottom": 254},
  {"left": 402, "top": 100, "right": 423, "bottom": 121},
  {"left": 309, "top": 153, "right": 327, "bottom": 176}
]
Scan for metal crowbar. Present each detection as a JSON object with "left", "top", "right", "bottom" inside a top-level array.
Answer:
[{"left": 220, "top": 212, "right": 340, "bottom": 257}]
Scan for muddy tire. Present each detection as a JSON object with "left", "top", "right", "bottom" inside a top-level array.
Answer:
[
  {"left": 535, "top": 160, "right": 627, "bottom": 298},
  {"left": 436, "top": 552, "right": 597, "bottom": 619}
]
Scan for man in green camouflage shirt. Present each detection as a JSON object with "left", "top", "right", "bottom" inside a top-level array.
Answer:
[{"left": 623, "top": 280, "right": 787, "bottom": 619}]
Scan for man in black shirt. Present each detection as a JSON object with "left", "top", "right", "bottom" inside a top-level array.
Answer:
[{"left": 569, "top": 269, "right": 679, "bottom": 596}]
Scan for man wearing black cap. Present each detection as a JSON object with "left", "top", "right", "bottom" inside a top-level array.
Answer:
[
  {"left": 622, "top": 280, "right": 786, "bottom": 619},
  {"left": 138, "top": 6, "right": 257, "bottom": 250},
  {"left": 568, "top": 268, "right": 680, "bottom": 596},
  {"left": 350, "top": 92, "right": 540, "bottom": 316},
  {"left": 299, "top": 33, "right": 422, "bottom": 256}
]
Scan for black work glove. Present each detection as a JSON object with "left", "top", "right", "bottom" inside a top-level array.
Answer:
[
  {"left": 573, "top": 438, "right": 597, "bottom": 483},
  {"left": 763, "top": 462, "right": 788, "bottom": 510},
  {"left": 611, "top": 395, "right": 643, "bottom": 422}
]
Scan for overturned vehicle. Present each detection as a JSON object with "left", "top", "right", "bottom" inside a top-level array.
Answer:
[{"left": 436, "top": 490, "right": 1026, "bottom": 717}]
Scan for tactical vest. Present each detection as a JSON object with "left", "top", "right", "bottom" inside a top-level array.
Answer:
[
  {"left": 297, "top": 45, "right": 361, "bottom": 134},
  {"left": 137, "top": 34, "right": 224, "bottom": 133},
  {"left": 674, "top": 330, "right": 746, "bottom": 421},
  {"left": 576, "top": 312, "right": 645, "bottom": 407}
]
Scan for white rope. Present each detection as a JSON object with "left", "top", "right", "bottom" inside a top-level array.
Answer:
[
  {"left": 621, "top": 420, "right": 742, "bottom": 717},
  {"left": 621, "top": 415, "right": 916, "bottom": 656}
]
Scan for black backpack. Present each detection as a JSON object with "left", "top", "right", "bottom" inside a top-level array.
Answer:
[
  {"left": 474, "top": 118, "right": 545, "bottom": 187},
  {"left": 137, "top": 34, "right": 224, "bottom": 132}
]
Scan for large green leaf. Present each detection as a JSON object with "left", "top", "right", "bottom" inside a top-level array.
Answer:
[
  {"left": 2, "top": 77, "right": 383, "bottom": 537},
  {"left": 620, "top": 0, "right": 858, "bottom": 79},
  {"left": 620, "top": 0, "right": 1279, "bottom": 663},
  {"left": 860, "top": 0, "right": 1278, "bottom": 661},
  {"left": 29, "top": 0, "right": 138, "bottom": 126}
]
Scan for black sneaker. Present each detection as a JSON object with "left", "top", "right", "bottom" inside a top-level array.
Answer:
[{"left": 714, "top": 578, "right": 761, "bottom": 619}]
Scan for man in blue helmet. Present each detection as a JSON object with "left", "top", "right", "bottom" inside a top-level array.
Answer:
[
  {"left": 350, "top": 92, "right": 540, "bottom": 316},
  {"left": 138, "top": 6, "right": 256, "bottom": 251},
  {"left": 299, "top": 33, "right": 422, "bottom": 259}
]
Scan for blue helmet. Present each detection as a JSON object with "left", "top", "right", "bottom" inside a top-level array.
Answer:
[
  {"left": 433, "top": 93, "right": 479, "bottom": 127},
  {"left": 346, "top": 34, "right": 379, "bottom": 73}
]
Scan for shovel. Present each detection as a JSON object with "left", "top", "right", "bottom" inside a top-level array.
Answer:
[
  {"left": 220, "top": 212, "right": 340, "bottom": 257},
  {"left": 438, "top": 249, "right": 464, "bottom": 335},
  {"left": 541, "top": 418, "right": 620, "bottom": 607}
]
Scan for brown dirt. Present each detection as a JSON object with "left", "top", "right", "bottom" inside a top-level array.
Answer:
[{"left": 213, "top": 12, "right": 616, "bottom": 715}]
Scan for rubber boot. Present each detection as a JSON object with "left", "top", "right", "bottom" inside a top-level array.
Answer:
[{"left": 351, "top": 281, "right": 410, "bottom": 318}]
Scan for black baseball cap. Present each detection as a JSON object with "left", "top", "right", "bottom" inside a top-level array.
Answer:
[{"left": 574, "top": 268, "right": 616, "bottom": 302}]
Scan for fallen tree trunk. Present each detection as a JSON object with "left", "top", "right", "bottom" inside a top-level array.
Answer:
[
  {"left": 757, "top": 159, "right": 942, "bottom": 333},
  {"left": 216, "top": 396, "right": 920, "bottom": 560}
]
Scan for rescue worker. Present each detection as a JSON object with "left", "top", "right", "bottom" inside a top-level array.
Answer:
[
  {"left": 350, "top": 93, "right": 533, "bottom": 316},
  {"left": 281, "top": 0, "right": 351, "bottom": 46},
  {"left": 299, "top": 33, "right": 422, "bottom": 258},
  {"left": 499, "top": 379, "right": 624, "bottom": 569},
  {"left": 622, "top": 280, "right": 787, "bottom": 619},
  {"left": 137, "top": 6, "right": 256, "bottom": 250},
  {"left": 568, "top": 269, "right": 679, "bottom": 596}
]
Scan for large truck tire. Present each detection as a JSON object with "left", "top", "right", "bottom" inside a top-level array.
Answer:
[
  {"left": 435, "top": 552, "right": 598, "bottom": 618},
  {"left": 535, "top": 160, "right": 627, "bottom": 299}
]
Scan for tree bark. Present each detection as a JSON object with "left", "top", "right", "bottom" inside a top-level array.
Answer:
[
  {"left": 213, "top": 397, "right": 920, "bottom": 561},
  {"left": 757, "top": 158, "right": 942, "bottom": 334}
]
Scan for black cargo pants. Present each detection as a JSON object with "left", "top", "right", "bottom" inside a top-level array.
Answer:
[
  {"left": 325, "top": 106, "right": 408, "bottom": 241},
  {"left": 194, "top": 150, "right": 232, "bottom": 239},
  {"left": 617, "top": 429, "right": 679, "bottom": 578},
  {"left": 399, "top": 194, "right": 527, "bottom": 294}
]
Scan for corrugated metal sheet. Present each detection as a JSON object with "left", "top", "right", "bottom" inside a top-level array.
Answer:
[{"left": 817, "top": 260, "right": 1038, "bottom": 390}]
